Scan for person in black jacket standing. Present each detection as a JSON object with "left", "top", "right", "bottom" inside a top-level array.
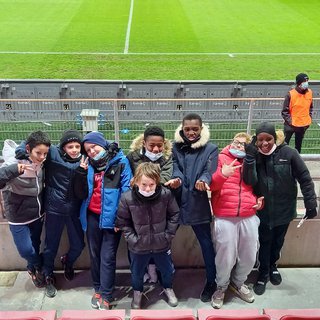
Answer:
[
  {"left": 116, "top": 162, "right": 180, "bottom": 309},
  {"left": 165, "top": 113, "right": 218, "bottom": 303},
  {"left": 243, "top": 122, "right": 317, "bottom": 296}
]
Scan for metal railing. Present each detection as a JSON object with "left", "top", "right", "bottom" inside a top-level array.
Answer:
[{"left": 0, "top": 97, "right": 319, "bottom": 154}]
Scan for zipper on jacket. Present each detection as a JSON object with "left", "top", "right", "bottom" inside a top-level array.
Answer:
[{"left": 237, "top": 167, "right": 243, "bottom": 216}]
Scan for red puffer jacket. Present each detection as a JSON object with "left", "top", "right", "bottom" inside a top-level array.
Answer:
[{"left": 210, "top": 145, "right": 257, "bottom": 218}]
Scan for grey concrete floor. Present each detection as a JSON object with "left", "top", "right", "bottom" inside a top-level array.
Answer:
[{"left": 0, "top": 268, "right": 319, "bottom": 317}]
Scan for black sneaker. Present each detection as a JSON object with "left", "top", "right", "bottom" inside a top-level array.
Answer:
[
  {"left": 270, "top": 265, "right": 282, "bottom": 285},
  {"left": 253, "top": 280, "right": 267, "bottom": 295},
  {"left": 60, "top": 254, "right": 75, "bottom": 281},
  {"left": 45, "top": 275, "right": 57, "bottom": 298},
  {"left": 200, "top": 282, "right": 216, "bottom": 302},
  {"left": 27, "top": 268, "right": 45, "bottom": 288}
]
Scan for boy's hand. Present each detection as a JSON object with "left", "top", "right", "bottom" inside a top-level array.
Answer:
[
  {"left": 165, "top": 178, "right": 181, "bottom": 189},
  {"left": 79, "top": 155, "right": 89, "bottom": 170},
  {"left": 252, "top": 196, "right": 264, "bottom": 210},
  {"left": 221, "top": 158, "right": 242, "bottom": 178},
  {"left": 195, "top": 180, "right": 210, "bottom": 191},
  {"left": 17, "top": 163, "right": 33, "bottom": 174}
]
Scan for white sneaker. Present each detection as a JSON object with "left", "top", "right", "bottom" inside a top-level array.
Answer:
[
  {"left": 229, "top": 283, "right": 255, "bottom": 303},
  {"left": 147, "top": 264, "right": 158, "bottom": 283},
  {"left": 131, "top": 290, "right": 143, "bottom": 309},
  {"left": 162, "top": 288, "right": 178, "bottom": 307},
  {"left": 211, "top": 287, "right": 225, "bottom": 309}
]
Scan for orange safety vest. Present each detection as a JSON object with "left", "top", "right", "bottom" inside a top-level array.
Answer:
[{"left": 289, "top": 88, "right": 312, "bottom": 127}]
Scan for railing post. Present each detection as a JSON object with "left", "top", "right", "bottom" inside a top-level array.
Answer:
[
  {"left": 247, "top": 98, "right": 255, "bottom": 134},
  {"left": 113, "top": 99, "right": 120, "bottom": 144}
]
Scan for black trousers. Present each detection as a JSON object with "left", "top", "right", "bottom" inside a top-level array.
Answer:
[
  {"left": 257, "top": 222, "right": 290, "bottom": 281},
  {"left": 284, "top": 123, "right": 308, "bottom": 154}
]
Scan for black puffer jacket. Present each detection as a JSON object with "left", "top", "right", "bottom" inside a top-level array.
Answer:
[
  {"left": 116, "top": 186, "right": 180, "bottom": 254},
  {"left": 243, "top": 132, "right": 317, "bottom": 228}
]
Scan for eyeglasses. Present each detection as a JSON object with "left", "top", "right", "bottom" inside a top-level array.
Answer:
[{"left": 232, "top": 140, "right": 246, "bottom": 147}]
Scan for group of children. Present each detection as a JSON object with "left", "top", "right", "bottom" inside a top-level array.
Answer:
[{"left": 0, "top": 113, "right": 317, "bottom": 310}]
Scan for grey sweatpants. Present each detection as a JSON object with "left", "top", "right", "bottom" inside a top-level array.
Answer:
[{"left": 213, "top": 215, "right": 260, "bottom": 291}]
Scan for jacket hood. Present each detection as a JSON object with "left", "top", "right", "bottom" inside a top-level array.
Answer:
[
  {"left": 2, "top": 140, "right": 18, "bottom": 166},
  {"left": 129, "top": 134, "right": 172, "bottom": 159},
  {"left": 174, "top": 123, "right": 210, "bottom": 149}
]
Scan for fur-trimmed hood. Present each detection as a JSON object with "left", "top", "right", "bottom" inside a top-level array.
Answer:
[
  {"left": 129, "top": 134, "right": 172, "bottom": 160},
  {"left": 174, "top": 124, "right": 210, "bottom": 149}
]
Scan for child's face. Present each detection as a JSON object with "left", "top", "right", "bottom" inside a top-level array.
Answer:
[
  {"left": 27, "top": 144, "right": 49, "bottom": 164},
  {"left": 84, "top": 142, "right": 104, "bottom": 159},
  {"left": 256, "top": 132, "right": 275, "bottom": 153},
  {"left": 63, "top": 141, "right": 81, "bottom": 158},
  {"left": 136, "top": 174, "right": 157, "bottom": 193},
  {"left": 143, "top": 135, "right": 164, "bottom": 154},
  {"left": 182, "top": 119, "right": 202, "bottom": 141},
  {"left": 231, "top": 137, "right": 246, "bottom": 151}
]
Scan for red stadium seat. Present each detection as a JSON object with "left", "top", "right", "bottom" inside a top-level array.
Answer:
[
  {"left": 130, "top": 309, "right": 196, "bottom": 320},
  {"left": 198, "top": 309, "right": 269, "bottom": 320},
  {"left": 0, "top": 310, "right": 56, "bottom": 320},
  {"left": 58, "top": 309, "right": 125, "bottom": 320},
  {"left": 264, "top": 309, "right": 320, "bottom": 320},
  {"left": 280, "top": 316, "right": 320, "bottom": 320}
]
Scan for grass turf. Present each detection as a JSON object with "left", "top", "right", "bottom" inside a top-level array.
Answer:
[{"left": 0, "top": 0, "right": 319, "bottom": 80}]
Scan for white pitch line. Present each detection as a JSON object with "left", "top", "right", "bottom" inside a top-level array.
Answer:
[
  {"left": 0, "top": 51, "right": 320, "bottom": 56},
  {"left": 124, "top": 0, "right": 134, "bottom": 54}
]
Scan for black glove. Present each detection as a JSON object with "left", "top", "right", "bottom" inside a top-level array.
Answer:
[
  {"left": 304, "top": 208, "right": 318, "bottom": 220},
  {"left": 245, "top": 136, "right": 258, "bottom": 161}
]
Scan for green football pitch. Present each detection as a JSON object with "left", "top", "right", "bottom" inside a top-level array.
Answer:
[{"left": 0, "top": 0, "right": 319, "bottom": 80}]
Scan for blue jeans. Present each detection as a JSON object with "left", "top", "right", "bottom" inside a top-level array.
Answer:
[
  {"left": 86, "top": 212, "right": 121, "bottom": 301},
  {"left": 192, "top": 223, "right": 216, "bottom": 284},
  {"left": 129, "top": 250, "right": 175, "bottom": 291},
  {"left": 42, "top": 213, "right": 85, "bottom": 277},
  {"left": 9, "top": 218, "right": 44, "bottom": 272}
]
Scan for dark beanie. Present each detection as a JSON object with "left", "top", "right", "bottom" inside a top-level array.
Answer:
[
  {"left": 296, "top": 73, "right": 309, "bottom": 86},
  {"left": 255, "top": 122, "right": 276, "bottom": 140},
  {"left": 60, "top": 129, "right": 82, "bottom": 149},
  {"left": 82, "top": 131, "right": 107, "bottom": 149}
]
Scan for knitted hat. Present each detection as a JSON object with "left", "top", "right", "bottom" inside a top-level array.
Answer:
[
  {"left": 82, "top": 131, "right": 107, "bottom": 149},
  {"left": 255, "top": 122, "right": 276, "bottom": 140},
  {"left": 60, "top": 129, "right": 82, "bottom": 149},
  {"left": 296, "top": 73, "right": 309, "bottom": 86}
]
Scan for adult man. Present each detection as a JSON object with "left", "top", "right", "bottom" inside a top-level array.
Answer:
[{"left": 281, "top": 73, "right": 313, "bottom": 153}]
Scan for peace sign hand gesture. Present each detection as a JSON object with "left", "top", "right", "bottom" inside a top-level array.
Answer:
[
  {"left": 79, "top": 155, "right": 89, "bottom": 171},
  {"left": 221, "top": 158, "right": 242, "bottom": 178}
]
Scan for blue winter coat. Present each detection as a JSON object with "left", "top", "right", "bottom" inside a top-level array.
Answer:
[
  {"left": 172, "top": 124, "right": 218, "bottom": 225},
  {"left": 75, "top": 150, "right": 132, "bottom": 231}
]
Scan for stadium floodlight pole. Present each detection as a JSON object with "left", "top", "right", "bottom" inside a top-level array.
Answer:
[{"left": 113, "top": 99, "right": 120, "bottom": 144}]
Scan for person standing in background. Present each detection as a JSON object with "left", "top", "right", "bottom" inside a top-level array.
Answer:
[{"left": 281, "top": 73, "right": 313, "bottom": 153}]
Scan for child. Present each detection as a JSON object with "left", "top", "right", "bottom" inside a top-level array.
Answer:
[
  {"left": 127, "top": 126, "right": 173, "bottom": 283},
  {"left": 73, "top": 131, "right": 132, "bottom": 310},
  {"left": 116, "top": 162, "right": 180, "bottom": 309},
  {"left": 210, "top": 132, "right": 263, "bottom": 309},
  {"left": 0, "top": 131, "right": 51, "bottom": 289},
  {"left": 165, "top": 113, "right": 218, "bottom": 302},
  {"left": 15, "top": 129, "right": 85, "bottom": 298},
  {"left": 243, "top": 122, "right": 317, "bottom": 295}
]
